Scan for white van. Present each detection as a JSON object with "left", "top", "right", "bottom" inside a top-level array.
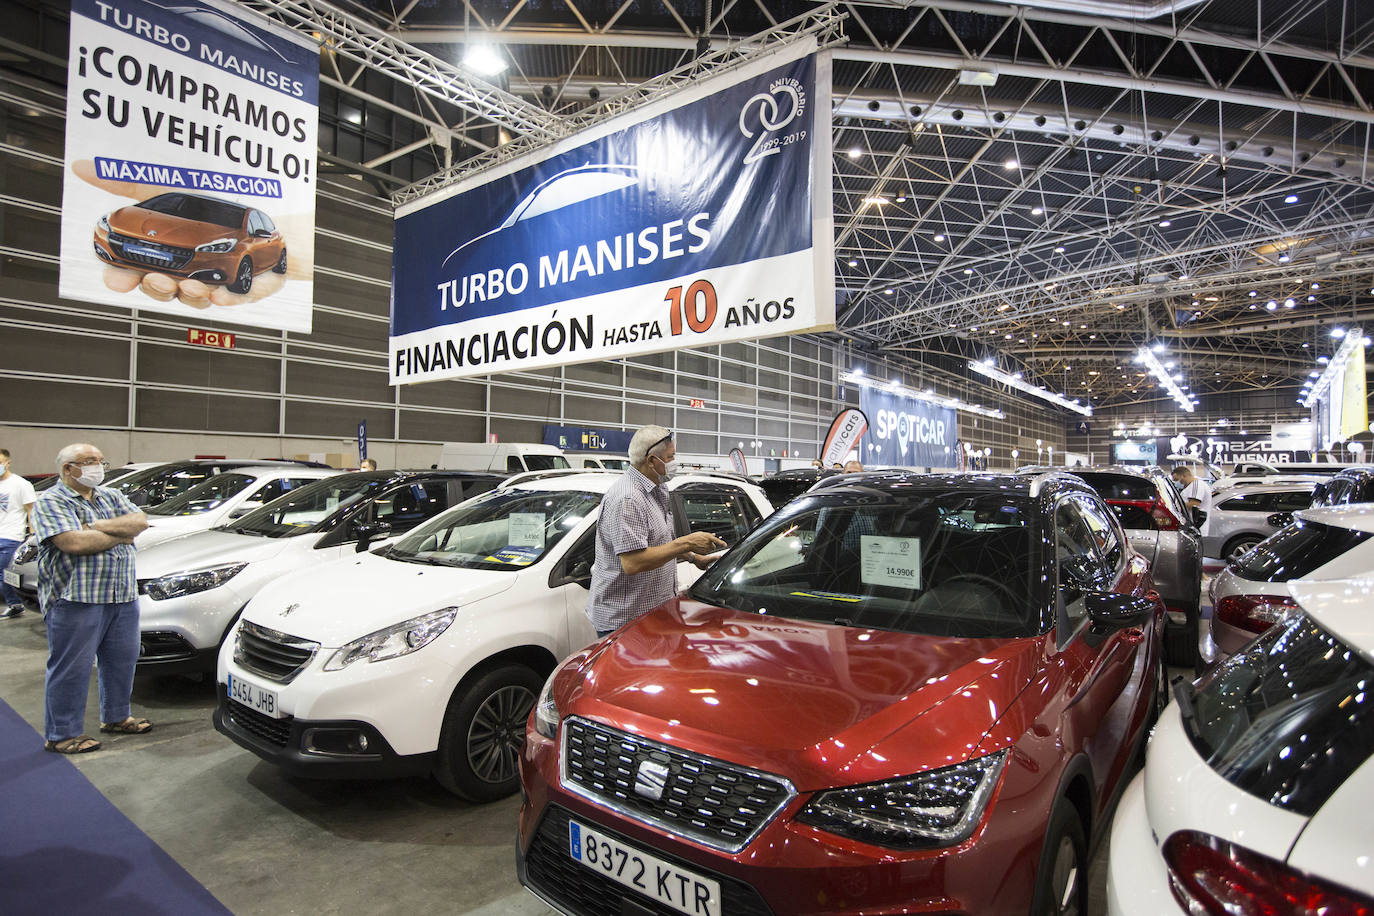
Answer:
[
  {"left": 436, "top": 442, "right": 569, "bottom": 474},
  {"left": 567, "top": 453, "right": 630, "bottom": 471}
]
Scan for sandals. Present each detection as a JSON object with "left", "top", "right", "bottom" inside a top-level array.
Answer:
[
  {"left": 100, "top": 716, "right": 153, "bottom": 735},
  {"left": 44, "top": 735, "right": 101, "bottom": 754}
]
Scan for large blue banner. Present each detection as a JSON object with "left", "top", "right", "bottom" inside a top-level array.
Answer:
[
  {"left": 390, "top": 46, "right": 834, "bottom": 383},
  {"left": 860, "top": 388, "right": 958, "bottom": 469}
]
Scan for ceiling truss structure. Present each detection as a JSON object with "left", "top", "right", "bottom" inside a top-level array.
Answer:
[{"left": 144, "top": 0, "right": 1374, "bottom": 419}]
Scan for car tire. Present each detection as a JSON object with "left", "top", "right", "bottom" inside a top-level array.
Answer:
[
  {"left": 227, "top": 257, "right": 254, "bottom": 294},
  {"left": 434, "top": 663, "right": 542, "bottom": 802},
  {"left": 1030, "top": 801, "right": 1088, "bottom": 916},
  {"left": 273, "top": 248, "right": 288, "bottom": 274},
  {"left": 1222, "top": 533, "right": 1263, "bottom": 563}
]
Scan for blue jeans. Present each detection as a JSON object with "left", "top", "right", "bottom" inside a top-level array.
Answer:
[
  {"left": 44, "top": 599, "right": 140, "bottom": 742},
  {"left": 0, "top": 538, "right": 20, "bottom": 607}
]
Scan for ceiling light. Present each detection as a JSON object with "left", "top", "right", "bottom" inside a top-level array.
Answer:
[
  {"left": 1031, "top": 206, "right": 1044, "bottom": 216},
  {"left": 884, "top": 288, "right": 893, "bottom": 295},
  {"left": 1249, "top": 290, "right": 1257, "bottom": 297},
  {"left": 1266, "top": 300, "right": 1278, "bottom": 310},
  {"left": 840, "top": 370, "right": 1003, "bottom": 418},
  {"left": 1332, "top": 328, "right": 1347, "bottom": 338},
  {"left": 1284, "top": 194, "right": 1299, "bottom": 204},
  {"left": 863, "top": 196, "right": 890, "bottom": 205},
  {"left": 462, "top": 45, "right": 508, "bottom": 75},
  {"left": 1284, "top": 298, "right": 1296, "bottom": 308},
  {"left": 847, "top": 259, "right": 858, "bottom": 267},
  {"left": 958, "top": 68, "right": 999, "bottom": 87},
  {"left": 1054, "top": 246, "right": 1066, "bottom": 253},
  {"left": 1136, "top": 347, "right": 1194, "bottom": 413},
  {"left": 1178, "top": 273, "right": 1189, "bottom": 280},
  {"left": 1004, "top": 158, "right": 1019, "bottom": 169},
  {"left": 895, "top": 196, "right": 907, "bottom": 203},
  {"left": 1278, "top": 254, "right": 1291, "bottom": 263},
  {"left": 933, "top": 234, "right": 946, "bottom": 242},
  {"left": 964, "top": 268, "right": 974, "bottom": 275},
  {"left": 1311, "top": 282, "right": 1320, "bottom": 289},
  {"left": 1158, "top": 220, "right": 1171, "bottom": 227},
  {"left": 969, "top": 359, "right": 1091, "bottom": 416},
  {"left": 848, "top": 146, "right": 862, "bottom": 159}
]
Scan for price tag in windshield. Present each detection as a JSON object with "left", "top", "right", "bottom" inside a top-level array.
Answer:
[
  {"left": 508, "top": 513, "right": 546, "bottom": 548},
  {"left": 860, "top": 535, "right": 922, "bottom": 589}
]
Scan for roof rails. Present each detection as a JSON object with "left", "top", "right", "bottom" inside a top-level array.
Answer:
[
  {"left": 499, "top": 468, "right": 606, "bottom": 488},
  {"left": 1027, "top": 470, "right": 1087, "bottom": 499}
]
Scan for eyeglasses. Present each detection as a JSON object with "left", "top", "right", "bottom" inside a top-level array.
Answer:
[{"left": 68, "top": 459, "right": 110, "bottom": 469}]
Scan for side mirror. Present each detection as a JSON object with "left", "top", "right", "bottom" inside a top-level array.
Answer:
[
  {"left": 568, "top": 559, "right": 592, "bottom": 589},
  {"left": 252, "top": 228, "right": 273, "bottom": 238},
  {"left": 1310, "top": 483, "right": 1329, "bottom": 505},
  {"left": 1085, "top": 593, "right": 1156, "bottom": 630},
  {"left": 1266, "top": 512, "right": 1292, "bottom": 528},
  {"left": 227, "top": 506, "right": 256, "bottom": 520},
  {"left": 352, "top": 519, "right": 392, "bottom": 552}
]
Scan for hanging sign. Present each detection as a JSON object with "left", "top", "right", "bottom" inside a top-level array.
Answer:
[
  {"left": 60, "top": 0, "right": 319, "bottom": 332},
  {"left": 860, "top": 388, "right": 956, "bottom": 469},
  {"left": 390, "top": 47, "right": 834, "bottom": 383}
]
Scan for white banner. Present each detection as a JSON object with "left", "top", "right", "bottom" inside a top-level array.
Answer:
[{"left": 60, "top": 0, "right": 319, "bottom": 332}]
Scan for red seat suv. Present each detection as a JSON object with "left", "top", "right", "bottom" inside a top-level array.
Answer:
[{"left": 518, "top": 471, "right": 1166, "bottom": 916}]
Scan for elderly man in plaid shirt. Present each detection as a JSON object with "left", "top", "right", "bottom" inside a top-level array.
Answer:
[
  {"left": 31, "top": 443, "right": 151, "bottom": 754},
  {"left": 586, "top": 426, "right": 727, "bottom": 638}
]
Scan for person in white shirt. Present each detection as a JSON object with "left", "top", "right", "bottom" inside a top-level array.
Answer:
[
  {"left": 1171, "top": 465, "right": 1214, "bottom": 538},
  {"left": 0, "top": 448, "right": 37, "bottom": 618}
]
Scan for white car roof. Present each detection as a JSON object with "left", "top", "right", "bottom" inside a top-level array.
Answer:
[
  {"left": 1215, "top": 479, "right": 1322, "bottom": 495},
  {"left": 505, "top": 469, "right": 760, "bottom": 495},
  {"left": 1288, "top": 578, "right": 1374, "bottom": 661},
  {"left": 210, "top": 466, "right": 341, "bottom": 480},
  {"left": 1292, "top": 503, "right": 1374, "bottom": 532}
]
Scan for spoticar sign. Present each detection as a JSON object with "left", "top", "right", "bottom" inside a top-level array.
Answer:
[
  {"left": 389, "top": 46, "right": 834, "bottom": 383},
  {"left": 860, "top": 388, "right": 957, "bottom": 469}
]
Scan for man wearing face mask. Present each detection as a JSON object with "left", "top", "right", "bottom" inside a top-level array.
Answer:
[
  {"left": 30, "top": 444, "right": 151, "bottom": 754},
  {"left": 586, "top": 426, "right": 727, "bottom": 638}
]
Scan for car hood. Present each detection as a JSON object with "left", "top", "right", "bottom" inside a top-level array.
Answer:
[
  {"left": 109, "top": 205, "right": 234, "bottom": 248},
  {"left": 240, "top": 551, "right": 519, "bottom": 646},
  {"left": 135, "top": 528, "right": 300, "bottom": 577},
  {"left": 564, "top": 599, "right": 1044, "bottom": 790}
]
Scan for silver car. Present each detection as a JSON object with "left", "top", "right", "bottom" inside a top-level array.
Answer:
[
  {"left": 1203, "top": 481, "right": 1319, "bottom": 561},
  {"left": 1067, "top": 466, "right": 1203, "bottom": 668}
]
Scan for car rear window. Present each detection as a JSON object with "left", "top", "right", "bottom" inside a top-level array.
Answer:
[
  {"left": 1230, "top": 520, "right": 1372, "bottom": 582},
  {"left": 1072, "top": 473, "right": 1157, "bottom": 501},
  {"left": 690, "top": 492, "right": 1041, "bottom": 638},
  {"left": 1182, "top": 613, "right": 1374, "bottom": 817}
]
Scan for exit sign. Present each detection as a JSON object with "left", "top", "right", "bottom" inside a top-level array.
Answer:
[
  {"left": 187, "top": 328, "right": 236, "bottom": 349},
  {"left": 688, "top": 398, "right": 706, "bottom": 409}
]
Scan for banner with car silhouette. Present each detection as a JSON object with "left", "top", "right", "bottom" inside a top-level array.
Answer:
[
  {"left": 59, "top": 0, "right": 318, "bottom": 331},
  {"left": 390, "top": 46, "right": 835, "bottom": 383}
]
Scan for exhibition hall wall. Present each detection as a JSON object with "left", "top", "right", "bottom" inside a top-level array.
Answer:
[{"left": 0, "top": 14, "right": 1067, "bottom": 472}]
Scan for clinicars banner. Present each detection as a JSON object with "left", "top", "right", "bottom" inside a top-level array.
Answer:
[
  {"left": 60, "top": 0, "right": 319, "bottom": 332},
  {"left": 390, "top": 45, "right": 834, "bottom": 383}
]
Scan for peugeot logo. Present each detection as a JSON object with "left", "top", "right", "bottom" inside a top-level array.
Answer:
[
  {"left": 633, "top": 760, "right": 670, "bottom": 801},
  {"left": 280, "top": 602, "right": 300, "bottom": 617},
  {"left": 147, "top": 229, "right": 157, "bottom": 236}
]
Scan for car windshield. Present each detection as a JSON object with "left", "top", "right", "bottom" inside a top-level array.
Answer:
[
  {"left": 689, "top": 491, "right": 1041, "bottom": 638},
  {"left": 385, "top": 489, "right": 601, "bottom": 570},
  {"left": 223, "top": 475, "right": 385, "bottom": 538},
  {"left": 1183, "top": 613, "right": 1374, "bottom": 817},
  {"left": 526, "top": 455, "right": 571, "bottom": 471},
  {"left": 1230, "top": 520, "right": 1373, "bottom": 581},
  {"left": 148, "top": 473, "right": 254, "bottom": 516},
  {"left": 137, "top": 193, "right": 245, "bottom": 229}
]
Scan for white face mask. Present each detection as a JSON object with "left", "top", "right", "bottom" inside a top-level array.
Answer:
[
  {"left": 654, "top": 457, "right": 677, "bottom": 481},
  {"left": 74, "top": 465, "right": 105, "bottom": 488}
]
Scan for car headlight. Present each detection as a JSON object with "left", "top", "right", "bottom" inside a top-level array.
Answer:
[
  {"left": 322, "top": 608, "right": 457, "bottom": 671},
  {"left": 796, "top": 749, "right": 1009, "bottom": 849},
  {"left": 97, "top": 215, "right": 110, "bottom": 232},
  {"left": 143, "top": 563, "right": 247, "bottom": 601},
  {"left": 195, "top": 236, "right": 238, "bottom": 253},
  {"left": 533, "top": 666, "right": 562, "bottom": 739}
]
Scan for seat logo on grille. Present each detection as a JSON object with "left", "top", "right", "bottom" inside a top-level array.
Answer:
[
  {"left": 634, "top": 760, "right": 669, "bottom": 801},
  {"left": 280, "top": 603, "right": 300, "bottom": 617}
]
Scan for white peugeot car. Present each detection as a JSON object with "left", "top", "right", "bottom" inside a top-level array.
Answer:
[
  {"left": 136, "top": 466, "right": 342, "bottom": 551},
  {"left": 132, "top": 470, "right": 502, "bottom": 675},
  {"left": 1108, "top": 577, "right": 1374, "bottom": 915},
  {"left": 213, "top": 470, "right": 774, "bottom": 801}
]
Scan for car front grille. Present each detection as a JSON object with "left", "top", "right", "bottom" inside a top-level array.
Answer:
[
  {"left": 525, "top": 805, "right": 773, "bottom": 916},
  {"left": 221, "top": 694, "right": 293, "bottom": 748},
  {"left": 107, "top": 231, "right": 194, "bottom": 270},
  {"left": 560, "top": 717, "right": 793, "bottom": 854},
  {"left": 233, "top": 620, "right": 318, "bottom": 684}
]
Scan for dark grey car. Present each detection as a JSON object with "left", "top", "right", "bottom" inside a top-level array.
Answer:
[{"left": 1064, "top": 467, "right": 1203, "bottom": 667}]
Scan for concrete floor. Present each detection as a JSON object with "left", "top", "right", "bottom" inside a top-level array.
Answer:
[{"left": 0, "top": 605, "right": 1140, "bottom": 916}]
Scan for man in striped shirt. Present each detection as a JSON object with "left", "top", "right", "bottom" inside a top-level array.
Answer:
[
  {"left": 31, "top": 443, "right": 151, "bottom": 754},
  {"left": 586, "top": 426, "right": 726, "bottom": 638}
]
